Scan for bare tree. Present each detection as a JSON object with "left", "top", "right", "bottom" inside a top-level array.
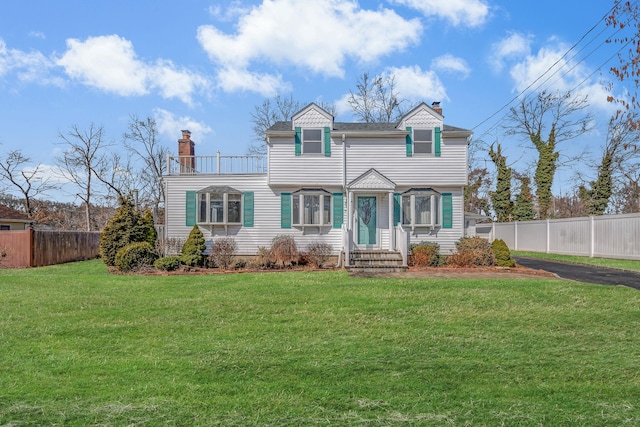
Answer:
[
  {"left": 347, "top": 72, "right": 407, "bottom": 123},
  {"left": 0, "top": 150, "right": 57, "bottom": 218},
  {"left": 57, "top": 123, "right": 112, "bottom": 231},
  {"left": 506, "top": 90, "right": 593, "bottom": 219},
  {"left": 249, "top": 95, "right": 301, "bottom": 155},
  {"left": 123, "top": 115, "right": 167, "bottom": 219}
]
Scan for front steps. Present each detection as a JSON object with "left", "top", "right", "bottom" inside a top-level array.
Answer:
[{"left": 346, "top": 250, "right": 407, "bottom": 274}]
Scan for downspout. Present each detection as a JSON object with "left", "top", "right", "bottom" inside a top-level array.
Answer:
[{"left": 337, "top": 133, "right": 347, "bottom": 268}]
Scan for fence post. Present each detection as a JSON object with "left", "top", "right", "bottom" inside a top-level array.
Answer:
[
  {"left": 28, "top": 227, "right": 35, "bottom": 267},
  {"left": 546, "top": 219, "right": 550, "bottom": 253},
  {"left": 590, "top": 215, "right": 594, "bottom": 258},
  {"left": 514, "top": 221, "right": 518, "bottom": 251}
]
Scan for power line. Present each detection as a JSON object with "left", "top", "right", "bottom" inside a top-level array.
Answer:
[{"left": 471, "top": 1, "right": 625, "bottom": 134}]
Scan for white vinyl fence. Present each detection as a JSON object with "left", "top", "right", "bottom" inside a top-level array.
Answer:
[{"left": 482, "top": 212, "right": 640, "bottom": 260}]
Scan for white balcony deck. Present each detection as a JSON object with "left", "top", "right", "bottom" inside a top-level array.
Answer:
[{"left": 167, "top": 152, "right": 267, "bottom": 175}]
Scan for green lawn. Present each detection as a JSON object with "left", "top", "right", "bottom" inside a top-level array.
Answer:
[
  {"left": 1, "top": 260, "right": 639, "bottom": 426},
  {"left": 513, "top": 251, "right": 640, "bottom": 271}
]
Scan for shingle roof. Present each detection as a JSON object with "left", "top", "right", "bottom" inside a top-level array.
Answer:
[
  {"left": 0, "top": 205, "right": 31, "bottom": 221},
  {"left": 267, "top": 121, "right": 469, "bottom": 132}
]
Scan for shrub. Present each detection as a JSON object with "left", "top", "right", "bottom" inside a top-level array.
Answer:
[
  {"left": 153, "top": 256, "right": 182, "bottom": 271},
  {"left": 305, "top": 242, "right": 332, "bottom": 268},
  {"left": 208, "top": 237, "right": 238, "bottom": 269},
  {"left": 100, "top": 196, "right": 157, "bottom": 266},
  {"left": 253, "top": 246, "right": 273, "bottom": 269},
  {"left": 269, "top": 234, "right": 298, "bottom": 267},
  {"left": 115, "top": 242, "right": 158, "bottom": 272},
  {"left": 447, "top": 236, "right": 496, "bottom": 267},
  {"left": 181, "top": 225, "right": 207, "bottom": 267},
  {"left": 492, "top": 239, "right": 516, "bottom": 267},
  {"left": 411, "top": 242, "right": 441, "bottom": 267}
]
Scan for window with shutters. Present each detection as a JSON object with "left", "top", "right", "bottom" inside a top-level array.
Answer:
[
  {"left": 292, "top": 189, "right": 331, "bottom": 226},
  {"left": 196, "top": 187, "right": 242, "bottom": 225},
  {"left": 413, "top": 129, "right": 432, "bottom": 154},
  {"left": 302, "top": 129, "right": 323, "bottom": 154},
  {"left": 401, "top": 188, "right": 441, "bottom": 229}
]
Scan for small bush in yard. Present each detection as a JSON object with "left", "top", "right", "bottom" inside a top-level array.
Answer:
[
  {"left": 492, "top": 239, "right": 516, "bottom": 267},
  {"left": 447, "top": 236, "right": 496, "bottom": 267},
  {"left": 208, "top": 237, "right": 238, "bottom": 269},
  {"left": 305, "top": 242, "right": 332, "bottom": 268},
  {"left": 154, "top": 256, "right": 182, "bottom": 271},
  {"left": 269, "top": 234, "right": 298, "bottom": 267},
  {"left": 115, "top": 242, "right": 158, "bottom": 272},
  {"left": 181, "top": 225, "right": 207, "bottom": 267},
  {"left": 411, "top": 242, "right": 441, "bottom": 267}
]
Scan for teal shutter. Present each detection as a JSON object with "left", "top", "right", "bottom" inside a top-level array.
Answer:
[
  {"left": 281, "top": 192, "right": 291, "bottom": 228},
  {"left": 243, "top": 192, "right": 254, "bottom": 227},
  {"left": 435, "top": 126, "right": 441, "bottom": 157},
  {"left": 332, "top": 192, "right": 343, "bottom": 228},
  {"left": 442, "top": 193, "right": 453, "bottom": 229},
  {"left": 324, "top": 126, "right": 331, "bottom": 157},
  {"left": 295, "top": 127, "right": 301, "bottom": 156},
  {"left": 185, "top": 191, "right": 196, "bottom": 226},
  {"left": 405, "top": 126, "right": 413, "bottom": 157},
  {"left": 393, "top": 193, "right": 401, "bottom": 225}
]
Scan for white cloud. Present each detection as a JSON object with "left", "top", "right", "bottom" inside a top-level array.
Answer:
[
  {"left": 391, "top": 0, "right": 489, "bottom": 27},
  {"left": 387, "top": 65, "right": 448, "bottom": 103},
  {"left": 431, "top": 54, "right": 471, "bottom": 79},
  {"left": 217, "top": 67, "right": 290, "bottom": 96},
  {"left": 490, "top": 31, "right": 533, "bottom": 71},
  {"left": 197, "top": 0, "right": 421, "bottom": 94},
  {"left": 56, "top": 35, "right": 209, "bottom": 103},
  {"left": 509, "top": 43, "right": 614, "bottom": 112},
  {"left": 0, "top": 38, "right": 61, "bottom": 85},
  {"left": 28, "top": 31, "right": 46, "bottom": 40},
  {"left": 154, "top": 108, "right": 213, "bottom": 144}
]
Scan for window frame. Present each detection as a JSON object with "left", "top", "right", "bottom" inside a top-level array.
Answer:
[
  {"left": 401, "top": 189, "right": 441, "bottom": 229},
  {"left": 197, "top": 190, "right": 243, "bottom": 225},
  {"left": 302, "top": 128, "right": 323, "bottom": 155},
  {"left": 413, "top": 128, "right": 433, "bottom": 155},
  {"left": 291, "top": 189, "right": 332, "bottom": 227}
]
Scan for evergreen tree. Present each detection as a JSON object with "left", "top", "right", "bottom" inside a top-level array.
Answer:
[
  {"left": 99, "top": 195, "right": 156, "bottom": 266},
  {"left": 488, "top": 143, "right": 513, "bottom": 222},
  {"left": 181, "top": 225, "right": 207, "bottom": 267},
  {"left": 512, "top": 172, "right": 536, "bottom": 221}
]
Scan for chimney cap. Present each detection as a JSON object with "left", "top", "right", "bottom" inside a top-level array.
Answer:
[
  {"left": 181, "top": 129, "right": 191, "bottom": 136},
  {"left": 431, "top": 101, "right": 441, "bottom": 107}
]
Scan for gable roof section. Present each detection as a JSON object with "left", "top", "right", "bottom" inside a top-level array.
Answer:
[
  {"left": 291, "top": 103, "right": 334, "bottom": 130},
  {"left": 348, "top": 168, "right": 396, "bottom": 191},
  {"left": 0, "top": 205, "right": 32, "bottom": 222}
]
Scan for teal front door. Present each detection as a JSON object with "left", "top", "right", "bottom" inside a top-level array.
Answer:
[{"left": 357, "top": 196, "right": 377, "bottom": 245}]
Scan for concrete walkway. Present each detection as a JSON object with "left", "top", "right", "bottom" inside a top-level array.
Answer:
[{"left": 513, "top": 256, "right": 640, "bottom": 290}]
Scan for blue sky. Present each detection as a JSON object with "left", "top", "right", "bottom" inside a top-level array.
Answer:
[{"left": 0, "top": 0, "right": 626, "bottom": 202}]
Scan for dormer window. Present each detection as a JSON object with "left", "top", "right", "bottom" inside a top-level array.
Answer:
[
  {"left": 413, "top": 129, "right": 432, "bottom": 154},
  {"left": 303, "top": 129, "right": 323, "bottom": 154}
]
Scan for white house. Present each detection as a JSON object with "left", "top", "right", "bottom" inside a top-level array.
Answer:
[{"left": 164, "top": 102, "right": 472, "bottom": 269}]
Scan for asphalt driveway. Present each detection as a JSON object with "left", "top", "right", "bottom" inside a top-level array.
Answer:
[{"left": 513, "top": 256, "right": 640, "bottom": 290}]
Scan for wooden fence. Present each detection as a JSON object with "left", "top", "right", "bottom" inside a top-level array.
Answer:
[{"left": 0, "top": 229, "right": 101, "bottom": 268}]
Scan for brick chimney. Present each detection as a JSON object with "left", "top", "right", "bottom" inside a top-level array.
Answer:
[
  {"left": 178, "top": 130, "right": 195, "bottom": 173},
  {"left": 431, "top": 101, "right": 443, "bottom": 116}
]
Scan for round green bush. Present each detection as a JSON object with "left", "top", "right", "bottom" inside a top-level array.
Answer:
[
  {"left": 491, "top": 239, "right": 516, "bottom": 267},
  {"left": 154, "top": 256, "right": 182, "bottom": 271},
  {"left": 115, "top": 242, "right": 158, "bottom": 272}
]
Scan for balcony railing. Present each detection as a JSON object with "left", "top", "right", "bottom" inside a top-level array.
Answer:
[{"left": 167, "top": 151, "right": 267, "bottom": 175}]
